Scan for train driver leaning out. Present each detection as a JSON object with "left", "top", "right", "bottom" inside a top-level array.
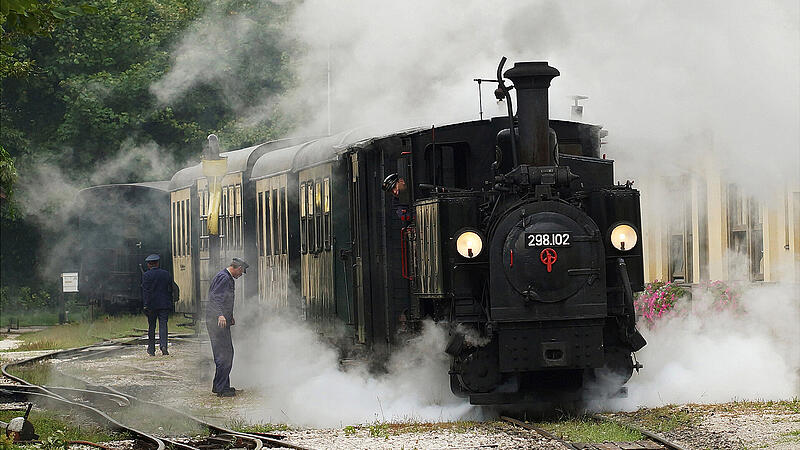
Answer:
[
  {"left": 206, "top": 257, "right": 248, "bottom": 397},
  {"left": 382, "top": 173, "right": 413, "bottom": 222}
]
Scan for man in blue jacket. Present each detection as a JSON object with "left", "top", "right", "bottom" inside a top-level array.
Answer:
[
  {"left": 206, "top": 257, "right": 248, "bottom": 397},
  {"left": 141, "top": 254, "right": 173, "bottom": 356}
]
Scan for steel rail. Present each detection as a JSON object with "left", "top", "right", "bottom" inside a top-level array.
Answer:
[
  {"left": 0, "top": 384, "right": 130, "bottom": 407},
  {"left": 500, "top": 415, "right": 579, "bottom": 449},
  {"left": 592, "top": 413, "right": 690, "bottom": 450},
  {"left": 4, "top": 338, "right": 313, "bottom": 450},
  {"left": 0, "top": 387, "right": 165, "bottom": 450}
]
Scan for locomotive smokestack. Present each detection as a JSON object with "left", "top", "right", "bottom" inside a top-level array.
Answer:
[{"left": 504, "top": 62, "right": 560, "bottom": 166}]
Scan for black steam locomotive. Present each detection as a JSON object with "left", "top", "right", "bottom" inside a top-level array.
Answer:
[
  {"left": 413, "top": 61, "right": 648, "bottom": 404},
  {"left": 79, "top": 59, "right": 646, "bottom": 407}
]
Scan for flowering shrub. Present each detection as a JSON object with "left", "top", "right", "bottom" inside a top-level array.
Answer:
[
  {"left": 634, "top": 280, "right": 689, "bottom": 327},
  {"left": 635, "top": 279, "right": 744, "bottom": 327},
  {"left": 696, "top": 279, "right": 742, "bottom": 312}
]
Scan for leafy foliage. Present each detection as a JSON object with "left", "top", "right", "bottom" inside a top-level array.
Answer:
[
  {"left": 634, "top": 280, "right": 689, "bottom": 327},
  {"left": 0, "top": 145, "right": 17, "bottom": 218},
  {"left": 1, "top": 0, "right": 298, "bottom": 299}
]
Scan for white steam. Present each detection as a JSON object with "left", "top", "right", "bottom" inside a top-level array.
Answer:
[
  {"left": 155, "top": 0, "right": 798, "bottom": 197},
  {"left": 231, "top": 314, "right": 478, "bottom": 427},
  {"left": 16, "top": 140, "right": 178, "bottom": 278},
  {"left": 608, "top": 282, "right": 800, "bottom": 409}
]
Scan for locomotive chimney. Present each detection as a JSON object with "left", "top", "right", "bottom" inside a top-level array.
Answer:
[{"left": 504, "top": 62, "right": 560, "bottom": 166}]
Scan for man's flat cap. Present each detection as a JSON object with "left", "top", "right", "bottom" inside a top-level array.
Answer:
[
  {"left": 382, "top": 173, "right": 399, "bottom": 192},
  {"left": 145, "top": 254, "right": 160, "bottom": 262},
  {"left": 232, "top": 257, "right": 249, "bottom": 272}
]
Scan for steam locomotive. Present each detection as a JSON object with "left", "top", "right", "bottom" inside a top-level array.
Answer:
[{"left": 80, "top": 59, "right": 647, "bottom": 406}]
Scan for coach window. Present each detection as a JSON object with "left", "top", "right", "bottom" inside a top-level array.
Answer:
[
  {"left": 257, "top": 191, "right": 264, "bottom": 254},
  {"left": 300, "top": 182, "right": 307, "bottom": 254},
  {"left": 424, "top": 142, "right": 470, "bottom": 189},
  {"left": 280, "top": 187, "right": 287, "bottom": 254},
  {"left": 308, "top": 181, "right": 316, "bottom": 253},
  {"left": 235, "top": 184, "right": 242, "bottom": 249},
  {"left": 169, "top": 202, "right": 178, "bottom": 256},
  {"left": 315, "top": 179, "right": 322, "bottom": 253},
  {"left": 229, "top": 185, "right": 236, "bottom": 249},
  {"left": 268, "top": 190, "right": 275, "bottom": 254},
  {"left": 181, "top": 200, "right": 187, "bottom": 256},
  {"left": 272, "top": 188, "right": 280, "bottom": 255},
  {"left": 201, "top": 189, "right": 209, "bottom": 251},
  {"left": 323, "top": 177, "right": 331, "bottom": 250}
]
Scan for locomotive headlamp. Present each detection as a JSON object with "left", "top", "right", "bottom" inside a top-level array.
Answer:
[
  {"left": 610, "top": 224, "right": 638, "bottom": 251},
  {"left": 456, "top": 230, "right": 484, "bottom": 259}
]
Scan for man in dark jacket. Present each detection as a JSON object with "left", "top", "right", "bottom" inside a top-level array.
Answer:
[
  {"left": 206, "top": 257, "right": 248, "bottom": 397},
  {"left": 141, "top": 254, "right": 173, "bottom": 356}
]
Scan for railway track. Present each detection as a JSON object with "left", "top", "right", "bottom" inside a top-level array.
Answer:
[
  {"left": 501, "top": 413, "right": 689, "bottom": 450},
  {"left": 1, "top": 337, "right": 314, "bottom": 450}
]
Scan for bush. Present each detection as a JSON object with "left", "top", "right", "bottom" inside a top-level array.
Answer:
[
  {"left": 634, "top": 280, "right": 689, "bottom": 328},
  {"left": 696, "top": 279, "right": 742, "bottom": 312}
]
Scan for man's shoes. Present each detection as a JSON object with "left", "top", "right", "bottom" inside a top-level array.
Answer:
[
  {"left": 147, "top": 350, "right": 156, "bottom": 356},
  {"left": 161, "top": 348, "right": 169, "bottom": 355},
  {"left": 217, "top": 389, "right": 236, "bottom": 397}
]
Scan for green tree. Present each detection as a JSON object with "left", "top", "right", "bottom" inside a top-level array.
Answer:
[{"left": 1, "top": 0, "right": 297, "bottom": 295}]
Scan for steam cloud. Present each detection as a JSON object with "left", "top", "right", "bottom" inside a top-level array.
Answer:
[
  {"left": 15, "top": 140, "right": 178, "bottom": 279},
  {"left": 610, "top": 282, "right": 800, "bottom": 408},
  {"left": 232, "top": 313, "right": 479, "bottom": 427}
]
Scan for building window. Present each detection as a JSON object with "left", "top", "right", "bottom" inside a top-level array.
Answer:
[
  {"left": 668, "top": 178, "right": 692, "bottom": 283},
  {"left": 727, "top": 184, "right": 764, "bottom": 281}
]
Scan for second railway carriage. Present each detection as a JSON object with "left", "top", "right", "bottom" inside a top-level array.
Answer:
[{"left": 168, "top": 138, "right": 306, "bottom": 317}]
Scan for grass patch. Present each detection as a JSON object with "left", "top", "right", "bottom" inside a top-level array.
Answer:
[
  {"left": 10, "top": 315, "right": 193, "bottom": 351},
  {"left": 532, "top": 416, "right": 643, "bottom": 442},
  {"left": 0, "top": 408, "right": 130, "bottom": 443},
  {"left": 341, "top": 420, "right": 481, "bottom": 437},
  {"left": 227, "top": 418, "right": 292, "bottom": 433},
  {"left": 624, "top": 406, "right": 699, "bottom": 432}
]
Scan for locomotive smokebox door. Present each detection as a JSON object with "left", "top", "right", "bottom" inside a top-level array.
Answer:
[{"left": 490, "top": 200, "right": 607, "bottom": 322}]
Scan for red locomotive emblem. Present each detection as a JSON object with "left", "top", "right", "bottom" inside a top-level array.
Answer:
[{"left": 540, "top": 248, "right": 557, "bottom": 272}]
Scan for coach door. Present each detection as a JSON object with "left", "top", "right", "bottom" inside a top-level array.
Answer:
[
  {"left": 348, "top": 153, "right": 370, "bottom": 344},
  {"left": 171, "top": 188, "right": 194, "bottom": 314},
  {"left": 256, "top": 176, "right": 289, "bottom": 309},
  {"left": 299, "top": 165, "right": 334, "bottom": 323}
]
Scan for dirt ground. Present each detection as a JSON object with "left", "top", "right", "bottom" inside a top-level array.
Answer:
[{"left": 1, "top": 335, "right": 799, "bottom": 449}]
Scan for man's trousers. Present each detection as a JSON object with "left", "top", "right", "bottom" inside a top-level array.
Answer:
[
  {"left": 206, "top": 320, "right": 234, "bottom": 393},
  {"left": 147, "top": 309, "right": 169, "bottom": 353}
]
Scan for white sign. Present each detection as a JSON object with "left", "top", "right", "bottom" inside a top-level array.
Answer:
[{"left": 61, "top": 272, "right": 79, "bottom": 293}]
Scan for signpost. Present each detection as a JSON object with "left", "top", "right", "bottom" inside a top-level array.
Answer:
[{"left": 60, "top": 272, "right": 79, "bottom": 324}]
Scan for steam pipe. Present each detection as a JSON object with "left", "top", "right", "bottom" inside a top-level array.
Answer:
[
  {"left": 495, "top": 57, "right": 518, "bottom": 167},
  {"left": 503, "top": 62, "right": 560, "bottom": 166}
]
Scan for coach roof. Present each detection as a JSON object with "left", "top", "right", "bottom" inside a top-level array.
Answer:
[{"left": 169, "top": 137, "right": 308, "bottom": 191}]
